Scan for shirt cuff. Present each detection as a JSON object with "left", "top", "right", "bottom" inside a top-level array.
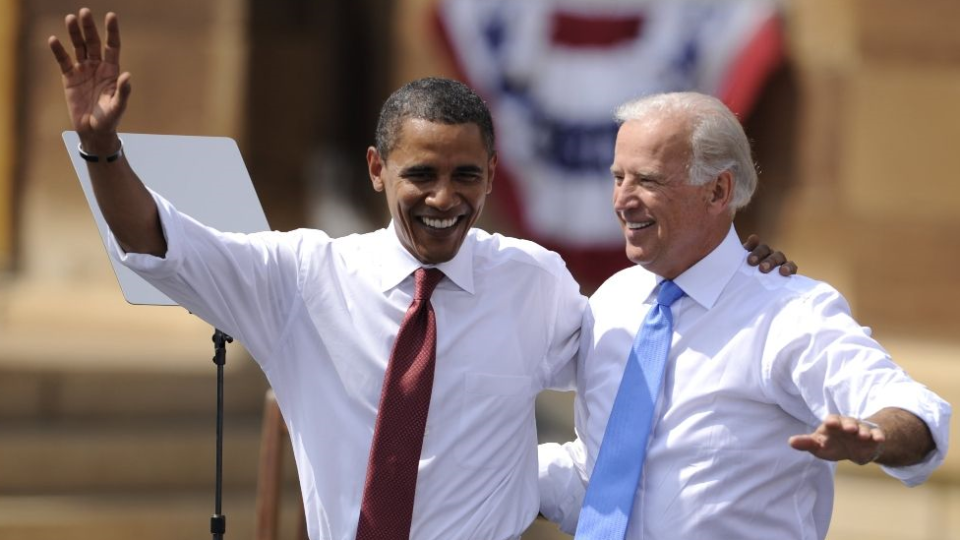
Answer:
[
  {"left": 868, "top": 384, "right": 952, "bottom": 486},
  {"left": 109, "top": 189, "right": 185, "bottom": 279}
]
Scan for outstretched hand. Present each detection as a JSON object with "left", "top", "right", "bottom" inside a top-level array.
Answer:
[
  {"left": 743, "top": 234, "right": 798, "bottom": 276},
  {"left": 48, "top": 8, "right": 129, "bottom": 151},
  {"left": 788, "top": 414, "right": 885, "bottom": 465}
]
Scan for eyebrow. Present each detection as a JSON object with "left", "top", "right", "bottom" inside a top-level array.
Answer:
[
  {"left": 453, "top": 164, "right": 484, "bottom": 175},
  {"left": 611, "top": 167, "right": 665, "bottom": 182},
  {"left": 399, "top": 165, "right": 437, "bottom": 175},
  {"left": 400, "top": 164, "right": 484, "bottom": 175}
]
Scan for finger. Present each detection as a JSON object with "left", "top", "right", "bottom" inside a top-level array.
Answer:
[
  {"left": 758, "top": 250, "right": 785, "bottom": 273},
  {"left": 839, "top": 416, "right": 861, "bottom": 433},
  {"left": 66, "top": 13, "right": 87, "bottom": 62},
  {"left": 779, "top": 261, "right": 798, "bottom": 276},
  {"left": 80, "top": 8, "right": 102, "bottom": 61},
  {"left": 747, "top": 244, "right": 770, "bottom": 263},
  {"left": 743, "top": 233, "right": 760, "bottom": 253},
  {"left": 766, "top": 251, "right": 786, "bottom": 267},
  {"left": 48, "top": 36, "right": 75, "bottom": 74},
  {"left": 788, "top": 434, "right": 822, "bottom": 452},
  {"left": 747, "top": 243, "right": 771, "bottom": 267},
  {"left": 821, "top": 414, "right": 843, "bottom": 430},
  {"left": 103, "top": 12, "right": 121, "bottom": 65},
  {"left": 112, "top": 72, "right": 133, "bottom": 117}
]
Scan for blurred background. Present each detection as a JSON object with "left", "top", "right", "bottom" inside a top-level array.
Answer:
[{"left": 0, "top": 0, "right": 958, "bottom": 538}]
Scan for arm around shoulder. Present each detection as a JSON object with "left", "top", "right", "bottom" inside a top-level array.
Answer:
[{"left": 539, "top": 440, "right": 588, "bottom": 534}]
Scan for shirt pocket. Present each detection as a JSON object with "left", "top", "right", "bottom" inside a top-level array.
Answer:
[{"left": 456, "top": 372, "right": 536, "bottom": 469}]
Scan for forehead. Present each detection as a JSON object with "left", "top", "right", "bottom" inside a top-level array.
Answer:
[
  {"left": 390, "top": 118, "right": 488, "bottom": 163},
  {"left": 613, "top": 116, "right": 691, "bottom": 173}
]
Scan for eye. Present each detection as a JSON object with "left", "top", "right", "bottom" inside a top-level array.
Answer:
[
  {"left": 638, "top": 175, "right": 662, "bottom": 186},
  {"left": 454, "top": 172, "right": 483, "bottom": 183},
  {"left": 402, "top": 170, "right": 434, "bottom": 182},
  {"left": 450, "top": 166, "right": 484, "bottom": 182},
  {"left": 612, "top": 173, "right": 624, "bottom": 186}
]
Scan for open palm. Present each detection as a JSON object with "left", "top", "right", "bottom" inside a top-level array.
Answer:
[
  {"left": 789, "top": 414, "right": 884, "bottom": 465},
  {"left": 48, "top": 9, "right": 130, "bottom": 140}
]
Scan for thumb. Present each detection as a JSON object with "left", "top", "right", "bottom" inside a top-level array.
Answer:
[
  {"left": 112, "top": 71, "right": 132, "bottom": 118},
  {"left": 788, "top": 434, "right": 821, "bottom": 453}
]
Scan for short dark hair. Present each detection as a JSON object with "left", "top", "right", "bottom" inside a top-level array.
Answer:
[{"left": 374, "top": 77, "right": 496, "bottom": 159}]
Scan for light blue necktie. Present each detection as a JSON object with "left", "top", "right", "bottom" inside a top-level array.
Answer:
[{"left": 575, "top": 280, "right": 685, "bottom": 540}]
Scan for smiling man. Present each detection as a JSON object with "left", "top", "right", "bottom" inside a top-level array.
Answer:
[
  {"left": 49, "top": 9, "right": 589, "bottom": 538},
  {"left": 538, "top": 92, "right": 951, "bottom": 540}
]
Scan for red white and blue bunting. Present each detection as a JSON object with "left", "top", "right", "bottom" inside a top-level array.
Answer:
[{"left": 434, "top": 0, "right": 783, "bottom": 284}]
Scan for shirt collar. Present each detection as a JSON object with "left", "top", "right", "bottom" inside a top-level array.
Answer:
[
  {"left": 377, "top": 221, "right": 476, "bottom": 295},
  {"left": 672, "top": 225, "right": 746, "bottom": 310}
]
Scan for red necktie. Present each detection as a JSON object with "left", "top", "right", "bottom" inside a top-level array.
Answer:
[{"left": 356, "top": 267, "right": 444, "bottom": 540}]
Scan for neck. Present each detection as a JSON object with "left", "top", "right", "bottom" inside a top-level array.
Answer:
[{"left": 649, "top": 220, "right": 732, "bottom": 280}]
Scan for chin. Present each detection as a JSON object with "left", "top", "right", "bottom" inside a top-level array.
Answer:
[
  {"left": 624, "top": 244, "right": 644, "bottom": 263},
  {"left": 419, "top": 253, "right": 454, "bottom": 265},
  {"left": 625, "top": 249, "right": 656, "bottom": 268},
  {"left": 416, "top": 242, "right": 462, "bottom": 265}
]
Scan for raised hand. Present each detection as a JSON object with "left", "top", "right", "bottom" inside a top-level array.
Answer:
[
  {"left": 48, "top": 8, "right": 129, "bottom": 153},
  {"left": 46, "top": 8, "right": 166, "bottom": 256},
  {"left": 788, "top": 414, "right": 885, "bottom": 465}
]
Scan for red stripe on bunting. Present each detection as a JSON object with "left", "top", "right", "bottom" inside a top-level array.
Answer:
[
  {"left": 717, "top": 14, "right": 783, "bottom": 118},
  {"left": 550, "top": 12, "right": 644, "bottom": 47}
]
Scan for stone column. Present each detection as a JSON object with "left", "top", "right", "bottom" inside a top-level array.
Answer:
[{"left": 0, "top": 0, "right": 20, "bottom": 270}]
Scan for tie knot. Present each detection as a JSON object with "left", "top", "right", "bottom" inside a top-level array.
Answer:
[
  {"left": 656, "top": 280, "right": 685, "bottom": 307},
  {"left": 414, "top": 267, "right": 444, "bottom": 300}
]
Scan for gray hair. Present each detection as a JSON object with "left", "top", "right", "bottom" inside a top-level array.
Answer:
[{"left": 614, "top": 92, "right": 757, "bottom": 212}]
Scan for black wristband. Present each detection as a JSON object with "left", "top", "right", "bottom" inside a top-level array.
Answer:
[{"left": 78, "top": 139, "right": 124, "bottom": 163}]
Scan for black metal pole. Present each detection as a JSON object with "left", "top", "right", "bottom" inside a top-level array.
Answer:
[{"left": 211, "top": 328, "right": 233, "bottom": 539}]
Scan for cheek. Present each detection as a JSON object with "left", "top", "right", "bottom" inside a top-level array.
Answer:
[
  {"left": 392, "top": 185, "right": 421, "bottom": 211},
  {"left": 462, "top": 185, "right": 489, "bottom": 210},
  {"left": 472, "top": 189, "right": 489, "bottom": 209}
]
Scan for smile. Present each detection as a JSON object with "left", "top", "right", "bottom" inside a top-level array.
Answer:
[
  {"left": 625, "top": 220, "right": 654, "bottom": 230},
  {"left": 420, "top": 216, "right": 460, "bottom": 229}
]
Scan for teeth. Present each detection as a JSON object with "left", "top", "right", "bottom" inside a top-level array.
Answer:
[
  {"left": 626, "top": 220, "right": 653, "bottom": 230},
  {"left": 422, "top": 216, "right": 458, "bottom": 229}
]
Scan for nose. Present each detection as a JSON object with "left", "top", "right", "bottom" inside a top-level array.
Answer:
[
  {"left": 612, "top": 182, "right": 638, "bottom": 213},
  {"left": 428, "top": 178, "right": 459, "bottom": 211}
]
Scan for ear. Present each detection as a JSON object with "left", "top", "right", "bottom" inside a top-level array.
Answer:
[
  {"left": 485, "top": 152, "right": 498, "bottom": 195},
  {"left": 707, "top": 170, "right": 734, "bottom": 215},
  {"left": 367, "top": 146, "right": 385, "bottom": 192}
]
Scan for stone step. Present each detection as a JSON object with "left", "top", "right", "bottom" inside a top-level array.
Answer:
[
  {"left": 0, "top": 279, "right": 269, "bottom": 420},
  {"left": 0, "top": 489, "right": 304, "bottom": 540},
  {"left": 0, "top": 356, "right": 270, "bottom": 422},
  {"left": 0, "top": 418, "right": 297, "bottom": 494}
]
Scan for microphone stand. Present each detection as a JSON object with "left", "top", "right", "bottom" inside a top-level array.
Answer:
[{"left": 210, "top": 329, "right": 233, "bottom": 539}]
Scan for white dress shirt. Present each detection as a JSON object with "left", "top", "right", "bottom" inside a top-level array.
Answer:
[
  {"left": 539, "top": 226, "right": 951, "bottom": 540},
  {"left": 113, "top": 192, "right": 585, "bottom": 540}
]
